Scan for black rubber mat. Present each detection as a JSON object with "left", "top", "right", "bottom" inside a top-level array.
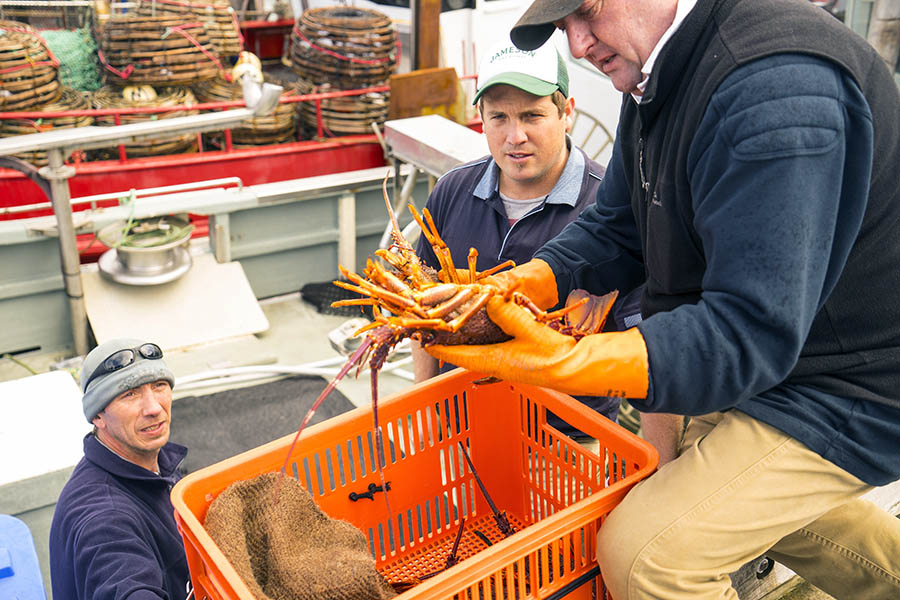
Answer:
[
  {"left": 169, "top": 375, "right": 355, "bottom": 474},
  {"left": 300, "top": 279, "right": 374, "bottom": 319}
]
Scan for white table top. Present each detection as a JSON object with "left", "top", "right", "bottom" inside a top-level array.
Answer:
[{"left": 0, "top": 371, "right": 90, "bottom": 487}]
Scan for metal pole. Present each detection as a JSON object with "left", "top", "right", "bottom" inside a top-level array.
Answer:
[
  {"left": 39, "top": 148, "right": 90, "bottom": 356},
  {"left": 337, "top": 192, "right": 357, "bottom": 273}
]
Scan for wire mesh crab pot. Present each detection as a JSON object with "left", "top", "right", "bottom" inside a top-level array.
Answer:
[
  {"left": 90, "top": 85, "right": 199, "bottom": 158},
  {"left": 289, "top": 6, "right": 396, "bottom": 136},
  {"left": 193, "top": 74, "right": 296, "bottom": 147},
  {"left": 171, "top": 369, "right": 658, "bottom": 600},
  {"left": 0, "top": 86, "right": 93, "bottom": 165},
  {"left": 289, "top": 6, "right": 398, "bottom": 88},
  {"left": 293, "top": 77, "right": 389, "bottom": 137},
  {"left": 0, "top": 21, "right": 61, "bottom": 110},
  {"left": 99, "top": 15, "right": 222, "bottom": 86},
  {"left": 134, "top": 0, "right": 243, "bottom": 59}
]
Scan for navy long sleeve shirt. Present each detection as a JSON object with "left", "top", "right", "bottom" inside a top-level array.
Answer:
[
  {"left": 537, "top": 55, "right": 900, "bottom": 485},
  {"left": 49, "top": 435, "right": 190, "bottom": 599}
]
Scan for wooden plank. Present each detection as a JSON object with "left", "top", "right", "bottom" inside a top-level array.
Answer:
[
  {"left": 412, "top": 0, "right": 441, "bottom": 70},
  {"left": 388, "top": 67, "right": 465, "bottom": 122}
]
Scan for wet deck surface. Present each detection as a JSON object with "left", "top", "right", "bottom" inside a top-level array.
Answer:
[{"left": 0, "top": 290, "right": 415, "bottom": 410}]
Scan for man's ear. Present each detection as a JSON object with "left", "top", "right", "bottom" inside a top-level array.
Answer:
[
  {"left": 92, "top": 412, "right": 105, "bottom": 430},
  {"left": 564, "top": 96, "right": 576, "bottom": 133}
]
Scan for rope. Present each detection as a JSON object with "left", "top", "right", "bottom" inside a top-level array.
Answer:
[
  {"left": 1, "top": 353, "right": 38, "bottom": 375},
  {"left": 230, "top": 9, "right": 244, "bottom": 49},
  {"left": 164, "top": 22, "right": 232, "bottom": 81},
  {"left": 97, "top": 47, "right": 134, "bottom": 80},
  {"left": 0, "top": 26, "right": 60, "bottom": 74},
  {"left": 150, "top": 0, "right": 221, "bottom": 9}
]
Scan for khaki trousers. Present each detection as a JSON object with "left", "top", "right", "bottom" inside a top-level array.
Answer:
[{"left": 595, "top": 410, "right": 900, "bottom": 599}]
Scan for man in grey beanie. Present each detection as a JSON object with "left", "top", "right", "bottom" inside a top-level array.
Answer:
[{"left": 49, "top": 338, "right": 191, "bottom": 600}]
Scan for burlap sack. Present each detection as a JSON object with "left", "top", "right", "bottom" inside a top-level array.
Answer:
[{"left": 204, "top": 472, "right": 398, "bottom": 600}]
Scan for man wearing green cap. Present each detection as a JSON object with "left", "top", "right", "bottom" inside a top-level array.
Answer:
[
  {"left": 410, "top": 39, "right": 625, "bottom": 432},
  {"left": 49, "top": 338, "right": 190, "bottom": 600},
  {"left": 423, "top": 0, "right": 900, "bottom": 598}
]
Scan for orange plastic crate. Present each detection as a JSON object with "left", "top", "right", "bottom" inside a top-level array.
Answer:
[{"left": 171, "top": 369, "right": 658, "bottom": 600}]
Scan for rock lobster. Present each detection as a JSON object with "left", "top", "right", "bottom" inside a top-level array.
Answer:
[{"left": 277, "top": 173, "right": 617, "bottom": 510}]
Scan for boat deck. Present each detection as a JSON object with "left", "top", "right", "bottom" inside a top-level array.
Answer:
[{"left": 0, "top": 289, "right": 871, "bottom": 600}]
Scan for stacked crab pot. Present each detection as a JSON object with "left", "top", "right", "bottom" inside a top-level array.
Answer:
[
  {"left": 99, "top": 15, "right": 222, "bottom": 86},
  {"left": 289, "top": 6, "right": 398, "bottom": 137},
  {"left": 134, "top": 0, "right": 243, "bottom": 60},
  {"left": 0, "top": 20, "right": 97, "bottom": 166},
  {"left": 94, "top": 13, "right": 224, "bottom": 158},
  {"left": 90, "top": 85, "right": 199, "bottom": 159},
  {"left": 0, "top": 20, "right": 60, "bottom": 110},
  {"left": 193, "top": 73, "right": 297, "bottom": 148}
]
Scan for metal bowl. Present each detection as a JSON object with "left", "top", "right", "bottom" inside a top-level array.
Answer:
[{"left": 97, "top": 215, "right": 194, "bottom": 285}]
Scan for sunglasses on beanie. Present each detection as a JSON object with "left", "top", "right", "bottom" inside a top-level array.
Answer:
[{"left": 83, "top": 343, "right": 164, "bottom": 390}]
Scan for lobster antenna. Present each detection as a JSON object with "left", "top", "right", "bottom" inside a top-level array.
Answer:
[{"left": 457, "top": 441, "right": 515, "bottom": 536}]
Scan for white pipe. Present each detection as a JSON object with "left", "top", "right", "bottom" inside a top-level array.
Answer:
[{"left": 174, "top": 356, "right": 414, "bottom": 392}]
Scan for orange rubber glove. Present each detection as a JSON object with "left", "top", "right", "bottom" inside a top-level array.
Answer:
[
  {"left": 482, "top": 258, "right": 558, "bottom": 311},
  {"left": 426, "top": 294, "right": 649, "bottom": 399}
]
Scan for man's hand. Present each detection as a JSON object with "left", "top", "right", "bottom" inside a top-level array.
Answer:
[{"left": 425, "top": 294, "right": 649, "bottom": 398}]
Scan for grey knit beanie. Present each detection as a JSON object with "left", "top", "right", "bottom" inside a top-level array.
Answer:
[{"left": 80, "top": 337, "right": 175, "bottom": 423}]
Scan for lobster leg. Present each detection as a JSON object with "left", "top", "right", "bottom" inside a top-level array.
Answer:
[
  {"left": 517, "top": 295, "right": 590, "bottom": 322},
  {"left": 443, "top": 292, "right": 493, "bottom": 332},
  {"left": 425, "top": 288, "right": 476, "bottom": 319},
  {"left": 475, "top": 260, "right": 517, "bottom": 279},
  {"left": 336, "top": 266, "right": 430, "bottom": 319},
  {"left": 330, "top": 298, "right": 378, "bottom": 308},
  {"left": 467, "top": 249, "right": 478, "bottom": 284},
  {"left": 366, "top": 260, "right": 417, "bottom": 299},
  {"left": 409, "top": 205, "right": 461, "bottom": 283}
]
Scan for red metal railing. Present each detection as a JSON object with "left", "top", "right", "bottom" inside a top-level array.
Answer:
[
  {"left": 0, "top": 83, "right": 391, "bottom": 155},
  {"left": 0, "top": 83, "right": 395, "bottom": 264}
]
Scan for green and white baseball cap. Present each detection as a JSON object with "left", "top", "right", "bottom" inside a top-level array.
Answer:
[{"left": 473, "top": 40, "right": 569, "bottom": 105}]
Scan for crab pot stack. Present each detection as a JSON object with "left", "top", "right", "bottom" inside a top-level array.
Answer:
[
  {"left": 193, "top": 74, "right": 296, "bottom": 147},
  {"left": 289, "top": 6, "right": 397, "bottom": 136},
  {"left": 292, "top": 78, "right": 389, "bottom": 137},
  {"left": 135, "top": 0, "right": 242, "bottom": 59},
  {"left": 0, "top": 87, "right": 93, "bottom": 165},
  {"left": 90, "top": 85, "right": 200, "bottom": 158},
  {"left": 100, "top": 15, "right": 221, "bottom": 86},
  {"left": 0, "top": 21, "right": 61, "bottom": 110}
]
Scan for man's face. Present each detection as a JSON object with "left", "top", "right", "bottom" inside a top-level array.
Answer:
[
  {"left": 556, "top": 0, "right": 675, "bottom": 94},
  {"left": 93, "top": 380, "right": 172, "bottom": 469},
  {"left": 481, "top": 85, "right": 573, "bottom": 198}
]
